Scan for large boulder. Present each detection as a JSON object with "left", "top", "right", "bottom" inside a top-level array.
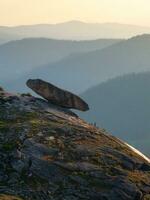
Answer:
[{"left": 26, "top": 79, "right": 89, "bottom": 111}]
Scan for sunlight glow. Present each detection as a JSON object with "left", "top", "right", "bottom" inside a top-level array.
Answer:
[{"left": 0, "top": 0, "right": 150, "bottom": 26}]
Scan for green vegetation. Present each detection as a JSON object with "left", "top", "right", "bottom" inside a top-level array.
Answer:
[
  {"left": 2, "top": 142, "right": 17, "bottom": 151},
  {"left": 0, "top": 195, "right": 23, "bottom": 200},
  {"left": 0, "top": 120, "right": 8, "bottom": 128}
]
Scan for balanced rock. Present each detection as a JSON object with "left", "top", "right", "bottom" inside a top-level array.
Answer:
[{"left": 26, "top": 79, "right": 89, "bottom": 111}]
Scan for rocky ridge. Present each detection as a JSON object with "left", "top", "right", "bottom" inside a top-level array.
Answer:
[{"left": 0, "top": 88, "right": 150, "bottom": 200}]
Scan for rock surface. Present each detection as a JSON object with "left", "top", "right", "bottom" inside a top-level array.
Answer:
[
  {"left": 0, "top": 89, "right": 150, "bottom": 200},
  {"left": 26, "top": 79, "right": 89, "bottom": 111}
]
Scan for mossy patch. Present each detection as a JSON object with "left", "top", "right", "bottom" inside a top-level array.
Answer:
[
  {"left": 2, "top": 142, "right": 17, "bottom": 151},
  {"left": 143, "top": 194, "right": 150, "bottom": 200},
  {"left": 0, "top": 194, "right": 23, "bottom": 200},
  {"left": 128, "top": 170, "right": 150, "bottom": 184},
  {"left": 22, "top": 173, "right": 49, "bottom": 190},
  {"left": 70, "top": 172, "right": 112, "bottom": 192},
  {"left": 0, "top": 120, "right": 8, "bottom": 128}
]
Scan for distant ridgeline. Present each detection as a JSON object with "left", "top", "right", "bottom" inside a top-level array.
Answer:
[
  {"left": 5, "top": 34, "right": 150, "bottom": 94},
  {"left": 0, "top": 37, "right": 121, "bottom": 90},
  {"left": 80, "top": 72, "right": 150, "bottom": 156},
  {"left": 1, "top": 21, "right": 150, "bottom": 43}
]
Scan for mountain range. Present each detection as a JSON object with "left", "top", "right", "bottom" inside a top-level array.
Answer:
[
  {"left": 1, "top": 21, "right": 150, "bottom": 44},
  {"left": 8, "top": 34, "right": 150, "bottom": 93},
  {"left": 80, "top": 72, "right": 150, "bottom": 156},
  {"left": 0, "top": 38, "right": 120, "bottom": 87}
]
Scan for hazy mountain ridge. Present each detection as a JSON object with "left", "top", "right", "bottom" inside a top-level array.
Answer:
[
  {"left": 0, "top": 37, "right": 121, "bottom": 87},
  {"left": 8, "top": 34, "right": 150, "bottom": 94},
  {"left": 80, "top": 72, "right": 150, "bottom": 155},
  {"left": 1, "top": 21, "right": 150, "bottom": 43}
]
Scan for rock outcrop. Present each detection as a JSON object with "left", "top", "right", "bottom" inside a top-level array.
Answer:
[
  {"left": 26, "top": 79, "right": 89, "bottom": 111},
  {"left": 0, "top": 88, "right": 150, "bottom": 200}
]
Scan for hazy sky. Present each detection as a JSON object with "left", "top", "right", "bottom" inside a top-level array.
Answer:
[{"left": 0, "top": 0, "right": 150, "bottom": 26}]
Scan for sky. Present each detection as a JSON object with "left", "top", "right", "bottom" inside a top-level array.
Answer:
[{"left": 0, "top": 0, "right": 150, "bottom": 26}]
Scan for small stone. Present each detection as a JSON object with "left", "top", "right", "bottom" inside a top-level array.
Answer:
[
  {"left": 46, "top": 136, "right": 55, "bottom": 141},
  {"left": 37, "top": 132, "right": 44, "bottom": 137}
]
